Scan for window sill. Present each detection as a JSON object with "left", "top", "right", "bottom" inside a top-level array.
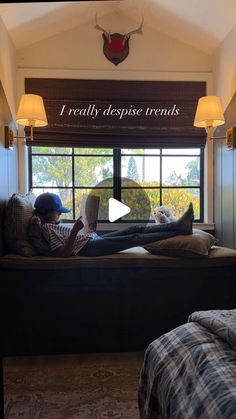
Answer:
[
  {"left": 96, "top": 222, "right": 215, "bottom": 231},
  {"left": 61, "top": 221, "right": 215, "bottom": 232}
]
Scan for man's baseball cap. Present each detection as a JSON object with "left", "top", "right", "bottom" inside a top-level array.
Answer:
[{"left": 34, "top": 193, "right": 71, "bottom": 213}]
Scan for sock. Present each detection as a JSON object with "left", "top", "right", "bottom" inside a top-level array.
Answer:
[{"left": 176, "top": 203, "right": 194, "bottom": 235}]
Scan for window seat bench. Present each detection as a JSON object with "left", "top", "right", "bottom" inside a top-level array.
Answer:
[{"left": 1, "top": 245, "right": 236, "bottom": 356}]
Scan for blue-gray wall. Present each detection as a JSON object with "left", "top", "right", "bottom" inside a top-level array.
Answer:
[{"left": 214, "top": 93, "right": 236, "bottom": 249}]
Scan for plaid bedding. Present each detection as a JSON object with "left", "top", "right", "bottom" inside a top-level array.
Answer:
[
  {"left": 188, "top": 309, "right": 236, "bottom": 349},
  {"left": 138, "top": 310, "right": 236, "bottom": 419}
]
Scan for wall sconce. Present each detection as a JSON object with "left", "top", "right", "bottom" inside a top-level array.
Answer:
[
  {"left": 5, "top": 94, "right": 48, "bottom": 149},
  {"left": 194, "top": 95, "right": 236, "bottom": 149}
]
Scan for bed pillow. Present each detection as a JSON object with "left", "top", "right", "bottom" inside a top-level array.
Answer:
[
  {"left": 4, "top": 192, "right": 36, "bottom": 256},
  {"left": 143, "top": 229, "right": 218, "bottom": 258}
]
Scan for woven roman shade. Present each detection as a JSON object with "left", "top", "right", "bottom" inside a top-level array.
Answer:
[{"left": 25, "top": 79, "right": 206, "bottom": 148}]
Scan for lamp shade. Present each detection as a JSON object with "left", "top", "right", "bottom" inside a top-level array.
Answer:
[
  {"left": 194, "top": 95, "right": 225, "bottom": 128},
  {"left": 16, "top": 94, "right": 48, "bottom": 127}
]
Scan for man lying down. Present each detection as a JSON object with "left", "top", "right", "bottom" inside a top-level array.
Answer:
[{"left": 28, "top": 192, "right": 194, "bottom": 258}]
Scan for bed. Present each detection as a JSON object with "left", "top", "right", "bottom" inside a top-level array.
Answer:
[{"left": 138, "top": 309, "right": 236, "bottom": 419}]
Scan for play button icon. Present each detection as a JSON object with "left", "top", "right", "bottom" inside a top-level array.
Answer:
[
  {"left": 86, "top": 176, "right": 151, "bottom": 234},
  {"left": 108, "top": 198, "right": 131, "bottom": 222}
]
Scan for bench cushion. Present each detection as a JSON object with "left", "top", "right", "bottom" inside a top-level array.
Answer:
[{"left": 1, "top": 245, "right": 236, "bottom": 270}]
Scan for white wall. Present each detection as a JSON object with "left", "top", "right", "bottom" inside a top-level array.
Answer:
[
  {"left": 0, "top": 16, "right": 17, "bottom": 118},
  {"left": 15, "top": 15, "right": 214, "bottom": 222},
  {"left": 16, "top": 17, "right": 212, "bottom": 72},
  {"left": 213, "top": 24, "right": 236, "bottom": 110},
  {"left": 0, "top": 17, "right": 18, "bottom": 199}
]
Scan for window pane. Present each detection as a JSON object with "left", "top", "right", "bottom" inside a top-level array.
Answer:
[
  {"left": 162, "top": 148, "right": 200, "bottom": 155},
  {"left": 162, "top": 188, "right": 200, "bottom": 219},
  {"left": 162, "top": 157, "right": 200, "bottom": 186},
  {"left": 31, "top": 146, "right": 72, "bottom": 154},
  {"left": 75, "top": 188, "right": 113, "bottom": 220},
  {"left": 74, "top": 148, "right": 113, "bottom": 155},
  {"left": 32, "top": 156, "right": 72, "bottom": 187},
  {"left": 121, "top": 148, "right": 160, "bottom": 155},
  {"left": 74, "top": 156, "right": 113, "bottom": 187},
  {"left": 32, "top": 188, "right": 73, "bottom": 220},
  {"left": 149, "top": 190, "right": 161, "bottom": 219},
  {"left": 121, "top": 156, "right": 160, "bottom": 185},
  {"left": 121, "top": 188, "right": 153, "bottom": 220}
]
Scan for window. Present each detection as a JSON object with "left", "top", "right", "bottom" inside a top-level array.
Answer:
[{"left": 29, "top": 146, "right": 203, "bottom": 221}]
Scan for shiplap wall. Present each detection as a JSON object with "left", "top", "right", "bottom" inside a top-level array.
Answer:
[
  {"left": 214, "top": 93, "right": 236, "bottom": 249},
  {"left": 0, "top": 82, "right": 18, "bottom": 201}
]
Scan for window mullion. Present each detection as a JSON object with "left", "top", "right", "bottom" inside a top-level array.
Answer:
[
  {"left": 200, "top": 146, "right": 204, "bottom": 222},
  {"left": 114, "top": 149, "right": 121, "bottom": 201},
  {"left": 160, "top": 148, "right": 163, "bottom": 206},
  {"left": 28, "top": 146, "right": 33, "bottom": 191},
  {"left": 72, "top": 148, "right": 75, "bottom": 219}
]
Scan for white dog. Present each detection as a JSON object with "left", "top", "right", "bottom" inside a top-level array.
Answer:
[{"left": 153, "top": 205, "right": 176, "bottom": 224}]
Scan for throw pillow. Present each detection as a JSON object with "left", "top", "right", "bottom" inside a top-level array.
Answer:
[
  {"left": 4, "top": 192, "right": 36, "bottom": 256},
  {"left": 144, "top": 229, "right": 218, "bottom": 258}
]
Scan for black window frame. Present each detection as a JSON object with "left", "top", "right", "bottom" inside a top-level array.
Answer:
[{"left": 28, "top": 145, "right": 204, "bottom": 222}]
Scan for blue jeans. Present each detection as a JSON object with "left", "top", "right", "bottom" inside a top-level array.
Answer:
[{"left": 79, "top": 222, "right": 180, "bottom": 257}]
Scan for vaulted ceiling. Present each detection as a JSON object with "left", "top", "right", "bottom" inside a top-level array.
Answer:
[{"left": 0, "top": 0, "right": 236, "bottom": 53}]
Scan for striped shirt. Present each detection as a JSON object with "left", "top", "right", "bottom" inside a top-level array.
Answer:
[{"left": 28, "top": 215, "right": 94, "bottom": 256}]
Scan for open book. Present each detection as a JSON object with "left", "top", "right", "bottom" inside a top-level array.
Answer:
[{"left": 80, "top": 194, "right": 100, "bottom": 234}]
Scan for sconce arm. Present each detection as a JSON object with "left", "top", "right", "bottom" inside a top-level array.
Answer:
[
  {"left": 207, "top": 126, "right": 236, "bottom": 149},
  {"left": 5, "top": 125, "right": 34, "bottom": 149}
]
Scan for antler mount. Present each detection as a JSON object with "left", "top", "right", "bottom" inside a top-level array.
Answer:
[{"left": 95, "top": 13, "right": 144, "bottom": 66}]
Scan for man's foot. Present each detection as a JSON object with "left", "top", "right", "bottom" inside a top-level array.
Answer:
[{"left": 176, "top": 203, "right": 194, "bottom": 235}]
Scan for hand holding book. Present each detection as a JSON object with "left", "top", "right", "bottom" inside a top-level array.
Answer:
[{"left": 80, "top": 194, "right": 100, "bottom": 234}]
